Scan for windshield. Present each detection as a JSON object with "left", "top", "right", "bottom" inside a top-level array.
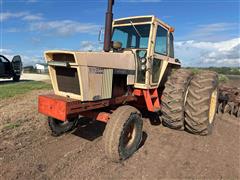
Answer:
[{"left": 112, "top": 24, "right": 151, "bottom": 49}]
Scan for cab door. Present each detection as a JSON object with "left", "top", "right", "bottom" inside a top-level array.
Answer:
[{"left": 150, "top": 25, "right": 169, "bottom": 87}]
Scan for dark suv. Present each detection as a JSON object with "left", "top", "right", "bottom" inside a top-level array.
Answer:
[{"left": 0, "top": 55, "right": 22, "bottom": 82}]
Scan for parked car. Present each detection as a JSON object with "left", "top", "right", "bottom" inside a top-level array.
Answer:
[{"left": 0, "top": 55, "right": 22, "bottom": 81}]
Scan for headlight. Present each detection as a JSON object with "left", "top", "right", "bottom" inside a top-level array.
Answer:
[
  {"left": 141, "top": 65, "right": 146, "bottom": 70},
  {"left": 140, "top": 57, "right": 147, "bottom": 64}
]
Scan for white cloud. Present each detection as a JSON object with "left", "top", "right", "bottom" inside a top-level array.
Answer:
[
  {"left": 22, "top": 14, "right": 43, "bottom": 21},
  {"left": 80, "top": 41, "right": 102, "bottom": 51},
  {"left": 0, "top": 11, "right": 43, "bottom": 22},
  {"left": 29, "top": 20, "right": 100, "bottom": 36},
  {"left": 184, "top": 22, "right": 238, "bottom": 41},
  {"left": 0, "top": 12, "right": 28, "bottom": 21},
  {"left": 175, "top": 38, "right": 240, "bottom": 67},
  {"left": 0, "top": 48, "right": 13, "bottom": 55}
]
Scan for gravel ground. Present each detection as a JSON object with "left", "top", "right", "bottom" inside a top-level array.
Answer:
[{"left": 0, "top": 89, "right": 239, "bottom": 180}]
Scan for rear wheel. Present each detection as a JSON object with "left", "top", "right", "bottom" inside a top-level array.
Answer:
[
  {"left": 13, "top": 75, "right": 20, "bottom": 82},
  {"left": 185, "top": 71, "right": 218, "bottom": 135},
  {"left": 236, "top": 107, "right": 240, "bottom": 118},
  {"left": 103, "top": 105, "right": 143, "bottom": 162},
  {"left": 161, "top": 69, "right": 193, "bottom": 130},
  {"left": 48, "top": 117, "right": 78, "bottom": 137}
]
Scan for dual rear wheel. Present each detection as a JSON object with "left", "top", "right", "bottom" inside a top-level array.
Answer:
[{"left": 161, "top": 69, "right": 219, "bottom": 135}]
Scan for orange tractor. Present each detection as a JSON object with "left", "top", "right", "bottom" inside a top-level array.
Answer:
[{"left": 39, "top": 0, "right": 219, "bottom": 162}]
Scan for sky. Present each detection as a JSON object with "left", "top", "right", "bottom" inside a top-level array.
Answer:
[{"left": 0, "top": 0, "right": 239, "bottom": 67}]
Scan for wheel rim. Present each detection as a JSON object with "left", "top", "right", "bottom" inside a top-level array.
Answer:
[
  {"left": 123, "top": 121, "right": 137, "bottom": 149},
  {"left": 209, "top": 89, "right": 218, "bottom": 124},
  {"left": 53, "top": 119, "right": 70, "bottom": 127}
]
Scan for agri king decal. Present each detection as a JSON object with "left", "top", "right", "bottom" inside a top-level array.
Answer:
[{"left": 89, "top": 67, "right": 104, "bottom": 74}]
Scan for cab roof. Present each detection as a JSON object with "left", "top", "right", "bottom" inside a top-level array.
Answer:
[{"left": 113, "top": 15, "right": 174, "bottom": 32}]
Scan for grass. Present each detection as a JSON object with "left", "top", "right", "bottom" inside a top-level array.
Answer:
[
  {"left": 3, "top": 123, "right": 21, "bottom": 130},
  {"left": 0, "top": 81, "right": 52, "bottom": 99},
  {"left": 219, "top": 74, "right": 229, "bottom": 83}
]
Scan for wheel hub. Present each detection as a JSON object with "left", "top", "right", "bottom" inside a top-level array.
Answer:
[
  {"left": 209, "top": 89, "right": 218, "bottom": 124},
  {"left": 123, "top": 122, "right": 137, "bottom": 149}
]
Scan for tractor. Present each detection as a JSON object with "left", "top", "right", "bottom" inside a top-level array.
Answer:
[{"left": 38, "top": 0, "right": 219, "bottom": 162}]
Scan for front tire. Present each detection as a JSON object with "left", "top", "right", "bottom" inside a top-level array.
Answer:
[
  {"left": 103, "top": 105, "right": 143, "bottom": 162},
  {"left": 185, "top": 71, "right": 218, "bottom": 135},
  {"left": 48, "top": 117, "right": 78, "bottom": 137}
]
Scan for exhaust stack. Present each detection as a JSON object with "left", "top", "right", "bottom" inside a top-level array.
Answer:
[{"left": 104, "top": 0, "right": 114, "bottom": 52}]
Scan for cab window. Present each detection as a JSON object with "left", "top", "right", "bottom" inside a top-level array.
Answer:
[
  {"left": 155, "top": 26, "right": 168, "bottom": 55},
  {"left": 112, "top": 24, "right": 151, "bottom": 49}
]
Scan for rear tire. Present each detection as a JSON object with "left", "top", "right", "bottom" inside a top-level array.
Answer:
[
  {"left": 103, "top": 105, "right": 143, "bottom": 162},
  {"left": 48, "top": 117, "right": 78, "bottom": 137},
  {"left": 236, "top": 107, "right": 240, "bottom": 118},
  {"left": 13, "top": 75, "right": 20, "bottom": 82},
  {"left": 185, "top": 71, "right": 218, "bottom": 136},
  {"left": 161, "top": 69, "right": 193, "bottom": 130}
]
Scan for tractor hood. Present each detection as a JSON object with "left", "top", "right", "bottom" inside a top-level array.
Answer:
[{"left": 45, "top": 50, "right": 136, "bottom": 71}]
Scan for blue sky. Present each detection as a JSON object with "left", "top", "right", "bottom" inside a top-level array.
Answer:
[{"left": 0, "top": 0, "right": 239, "bottom": 67}]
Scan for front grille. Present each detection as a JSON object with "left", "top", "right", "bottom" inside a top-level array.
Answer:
[{"left": 55, "top": 67, "right": 81, "bottom": 95}]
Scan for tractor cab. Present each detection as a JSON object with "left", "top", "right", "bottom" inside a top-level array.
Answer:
[{"left": 111, "top": 16, "right": 180, "bottom": 89}]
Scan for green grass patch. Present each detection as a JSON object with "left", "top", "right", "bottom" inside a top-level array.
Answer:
[
  {"left": 3, "top": 122, "right": 21, "bottom": 130},
  {"left": 0, "top": 81, "right": 52, "bottom": 99},
  {"left": 219, "top": 74, "right": 229, "bottom": 83}
]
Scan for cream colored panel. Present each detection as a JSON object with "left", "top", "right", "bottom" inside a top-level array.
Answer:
[
  {"left": 101, "top": 69, "right": 113, "bottom": 99},
  {"left": 88, "top": 67, "right": 104, "bottom": 101},
  {"left": 127, "top": 74, "right": 135, "bottom": 85}
]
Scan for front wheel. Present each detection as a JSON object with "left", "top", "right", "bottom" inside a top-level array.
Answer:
[
  {"left": 103, "top": 105, "right": 143, "bottom": 162},
  {"left": 48, "top": 117, "right": 78, "bottom": 137}
]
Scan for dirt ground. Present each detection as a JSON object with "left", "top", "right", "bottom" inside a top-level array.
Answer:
[{"left": 0, "top": 85, "right": 240, "bottom": 179}]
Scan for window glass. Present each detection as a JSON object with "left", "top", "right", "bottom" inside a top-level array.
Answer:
[
  {"left": 152, "top": 59, "right": 161, "bottom": 83},
  {"left": 155, "top": 26, "right": 168, "bottom": 55},
  {"left": 136, "top": 50, "right": 147, "bottom": 84},
  {"left": 112, "top": 24, "right": 151, "bottom": 49},
  {"left": 0, "top": 56, "right": 8, "bottom": 63},
  {"left": 169, "top": 33, "right": 174, "bottom": 58}
]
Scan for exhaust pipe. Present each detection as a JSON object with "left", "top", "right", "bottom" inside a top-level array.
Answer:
[{"left": 104, "top": 0, "right": 114, "bottom": 52}]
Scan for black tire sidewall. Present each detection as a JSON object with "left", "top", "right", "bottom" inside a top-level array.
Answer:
[
  {"left": 118, "top": 113, "right": 143, "bottom": 160},
  {"left": 48, "top": 117, "right": 77, "bottom": 136},
  {"left": 13, "top": 75, "right": 20, "bottom": 82}
]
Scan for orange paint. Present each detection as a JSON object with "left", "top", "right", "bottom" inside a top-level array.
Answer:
[
  {"left": 38, "top": 95, "right": 68, "bottom": 121},
  {"left": 133, "top": 89, "right": 161, "bottom": 112},
  {"left": 80, "top": 111, "right": 110, "bottom": 123}
]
